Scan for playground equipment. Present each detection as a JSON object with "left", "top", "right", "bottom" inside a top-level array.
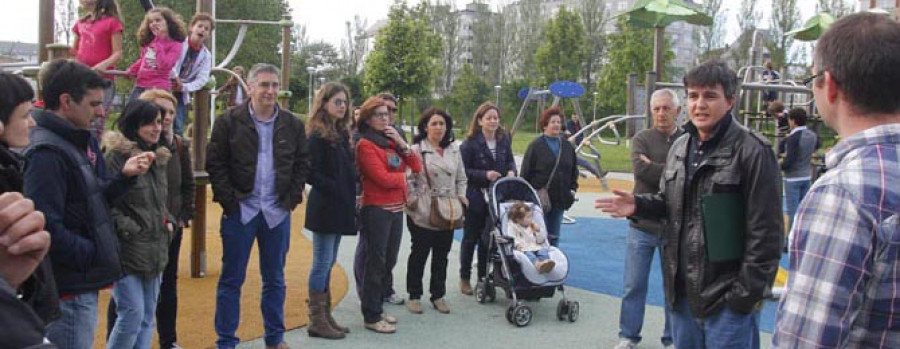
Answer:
[{"left": 28, "top": 0, "right": 294, "bottom": 278}]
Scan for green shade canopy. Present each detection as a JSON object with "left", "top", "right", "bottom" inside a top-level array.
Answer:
[
  {"left": 785, "top": 13, "right": 835, "bottom": 41},
  {"left": 621, "top": 0, "right": 713, "bottom": 28}
]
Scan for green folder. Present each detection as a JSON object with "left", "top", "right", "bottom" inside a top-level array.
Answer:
[{"left": 701, "top": 193, "right": 746, "bottom": 262}]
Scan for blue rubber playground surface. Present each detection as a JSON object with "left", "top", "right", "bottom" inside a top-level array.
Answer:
[{"left": 456, "top": 215, "right": 785, "bottom": 333}]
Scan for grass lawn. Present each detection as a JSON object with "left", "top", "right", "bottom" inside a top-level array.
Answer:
[{"left": 508, "top": 130, "right": 634, "bottom": 173}]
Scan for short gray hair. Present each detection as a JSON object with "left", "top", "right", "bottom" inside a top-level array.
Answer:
[
  {"left": 247, "top": 63, "right": 281, "bottom": 84},
  {"left": 651, "top": 88, "right": 680, "bottom": 107}
]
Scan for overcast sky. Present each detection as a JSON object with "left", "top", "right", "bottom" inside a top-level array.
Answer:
[{"left": 1, "top": 0, "right": 821, "bottom": 51}]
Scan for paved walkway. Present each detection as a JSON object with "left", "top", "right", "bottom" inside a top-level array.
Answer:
[{"left": 239, "top": 172, "right": 774, "bottom": 348}]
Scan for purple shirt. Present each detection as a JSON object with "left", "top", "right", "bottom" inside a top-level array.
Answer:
[{"left": 239, "top": 104, "right": 288, "bottom": 228}]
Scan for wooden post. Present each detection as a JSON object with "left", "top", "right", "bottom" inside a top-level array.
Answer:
[
  {"left": 190, "top": 0, "right": 214, "bottom": 278},
  {"left": 38, "top": 0, "right": 55, "bottom": 64},
  {"left": 46, "top": 43, "right": 71, "bottom": 61}
]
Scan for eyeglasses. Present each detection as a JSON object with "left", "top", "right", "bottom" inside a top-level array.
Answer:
[
  {"left": 387, "top": 107, "right": 398, "bottom": 113},
  {"left": 373, "top": 112, "right": 390, "bottom": 119},
  {"left": 331, "top": 98, "right": 349, "bottom": 107},
  {"left": 802, "top": 71, "right": 823, "bottom": 86}
]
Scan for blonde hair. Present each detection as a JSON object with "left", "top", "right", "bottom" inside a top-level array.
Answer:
[
  {"left": 508, "top": 201, "right": 532, "bottom": 223},
  {"left": 138, "top": 88, "right": 177, "bottom": 106}
]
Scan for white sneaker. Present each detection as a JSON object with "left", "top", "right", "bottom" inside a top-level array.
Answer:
[
  {"left": 384, "top": 293, "right": 405, "bottom": 305},
  {"left": 614, "top": 339, "right": 637, "bottom": 349}
]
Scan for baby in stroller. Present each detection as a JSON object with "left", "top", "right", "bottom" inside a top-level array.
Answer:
[{"left": 508, "top": 202, "right": 555, "bottom": 274}]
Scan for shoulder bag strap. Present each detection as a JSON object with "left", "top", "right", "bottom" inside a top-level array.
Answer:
[{"left": 544, "top": 137, "right": 562, "bottom": 189}]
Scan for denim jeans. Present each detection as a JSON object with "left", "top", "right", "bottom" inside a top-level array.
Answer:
[
  {"left": 359, "top": 206, "right": 403, "bottom": 323},
  {"left": 783, "top": 179, "right": 811, "bottom": 232},
  {"left": 460, "top": 205, "right": 489, "bottom": 281},
  {"left": 91, "top": 81, "right": 117, "bottom": 140},
  {"left": 215, "top": 212, "right": 291, "bottom": 348},
  {"left": 670, "top": 297, "right": 760, "bottom": 349},
  {"left": 174, "top": 95, "right": 188, "bottom": 136},
  {"left": 523, "top": 248, "right": 551, "bottom": 264},
  {"left": 107, "top": 273, "right": 162, "bottom": 349},
  {"left": 544, "top": 207, "right": 565, "bottom": 247},
  {"left": 406, "top": 217, "right": 454, "bottom": 301},
  {"left": 45, "top": 291, "right": 99, "bottom": 349},
  {"left": 309, "top": 231, "right": 342, "bottom": 292},
  {"left": 619, "top": 227, "right": 672, "bottom": 346}
]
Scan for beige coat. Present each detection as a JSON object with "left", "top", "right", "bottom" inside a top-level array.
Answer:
[
  {"left": 510, "top": 222, "right": 547, "bottom": 252},
  {"left": 406, "top": 141, "right": 468, "bottom": 230}
]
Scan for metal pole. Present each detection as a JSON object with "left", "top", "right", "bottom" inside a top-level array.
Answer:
[
  {"left": 654, "top": 26, "right": 664, "bottom": 82},
  {"left": 626, "top": 73, "right": 637, "bottom": 136},
  {"left": 494, "top": 85, "right": 501, "bottom": 107},
  {"left": 644, "top": 71, "right": 657, "bottom": 130},
  {"left": 592, "top": 91, "right": 598, "bottom": 123},
  {"left": 279, "top": 14, "right": 292, "bottom": 110}
]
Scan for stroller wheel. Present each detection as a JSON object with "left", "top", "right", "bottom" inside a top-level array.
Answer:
[
  {"left": 505, "top": 306, "right": 514, "bottom": 323},
  {"left": 556, "top": 299, "right": 568, "bottom": 320},
  {"left": 567, "top": 301, "right": 580, "bottom": 322},
  {"left": 512, "top": 305, "right": 533, "bottom": 327},
  {"left": 475, "top": 281, "right": 486, "bottom": 303}
]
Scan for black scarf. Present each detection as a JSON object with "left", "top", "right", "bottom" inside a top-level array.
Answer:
[
  {"left": 359, "top": 128, "right": 393, "bottom": 149},
  {"left": 0, "top": 143, "right": 24, "bottom": 193}
]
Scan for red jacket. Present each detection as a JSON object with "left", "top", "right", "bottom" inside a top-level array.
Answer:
[{"left": 357, "top": 138, "right": 422, "bottom": 206}]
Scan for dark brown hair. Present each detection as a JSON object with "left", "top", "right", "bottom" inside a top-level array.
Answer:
[
  {"left": 190, "top": 12, "right": 215, "bottom": 30},
  {"left": 413, "top": 107, "right": 454, "bottom": 148},
  {"left": 683, "top": 59, "right": 738, "bottom": 99},
  {"left": 815, "top": 12, "right": 900, "bottom": 115}
]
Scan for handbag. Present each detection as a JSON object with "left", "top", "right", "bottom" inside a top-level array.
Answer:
[
  {"left": 537, "top": 138, "right": 563, "bottom": 212},
  {"left": 421, "top": 150, "right": 464, "bottom": 230}
]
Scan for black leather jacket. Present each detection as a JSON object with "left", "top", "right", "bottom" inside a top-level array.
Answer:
[{"left": 634, "top": 116, "right": 783, "bottom": 317}]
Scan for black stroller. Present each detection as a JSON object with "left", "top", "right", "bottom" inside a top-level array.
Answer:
[{"left": 474, "top": 177, "right": 580, "bottom": 327}]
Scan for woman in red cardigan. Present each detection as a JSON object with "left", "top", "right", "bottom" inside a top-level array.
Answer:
[{"left": 355, "top": 96, "right": 422, "bottom": 334}]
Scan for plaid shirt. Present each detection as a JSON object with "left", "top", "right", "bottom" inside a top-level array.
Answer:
[{"left": 774, "top": 124, "right": 900, "bottom": 348}]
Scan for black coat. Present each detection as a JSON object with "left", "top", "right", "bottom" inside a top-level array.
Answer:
[
  {"left": 459, "top": 132, "right": 516, "bottom": 212},
  {"left": 206, "top": 104, "right": 310, "bottom": 215},
  {"left": 0, "top": 144, "right": 60, "bottom": 324},
  {"left": 304, "top": 133, "right": 358, "bottom": 235},
  {"left": 520, "top": 135, "right": 579, "bottom": 210},
  {"left": 0, "top": 277, "right": 56, "bottom": 349}
]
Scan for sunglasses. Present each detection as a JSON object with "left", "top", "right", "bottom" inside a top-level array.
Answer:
[
  {"left": 331, "top": 98, "right": 349, "bottom": 107},
  {"left": 802, "top": 71, "right": 823, "bottom": 86}
]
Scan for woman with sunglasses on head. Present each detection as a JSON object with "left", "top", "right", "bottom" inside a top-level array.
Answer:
[
  {"left": 355, "top": 96, "right": 421, "bottom": 334},
  {"left": 304, "top": 82, "right": 356, "bottom": 340}
]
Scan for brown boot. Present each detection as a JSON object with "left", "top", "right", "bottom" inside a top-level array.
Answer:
[
  {"left": 307, "top": 291, "right": 345, "bottom": 339},
  {"left": 325, "top": 289, "right": 350, "bottom": 333},
  {"left": 460, "top": 279, "right": 473, "bottom": 295}
]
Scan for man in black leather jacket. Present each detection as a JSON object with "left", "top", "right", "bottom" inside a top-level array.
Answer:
[{"left": 597, "top": 60, "right": 782, "bottom": 349}]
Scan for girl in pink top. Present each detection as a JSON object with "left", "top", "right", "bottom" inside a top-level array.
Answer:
[
  {"left": 72, "top": 0, "right": 123, "bottom": 137},
  {"left": 127, "top": 7, "right": 186, "bottom": 101}
]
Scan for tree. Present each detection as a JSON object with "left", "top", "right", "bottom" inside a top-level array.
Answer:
[
  {"left": 731, "top": 0, "right": 762, "bottom": 68},
  {"left": 504, "top": 0, "right": 546, "bottom": 84},
  {"left": 817, "top": 0, "right": 854, "bottom": 18},
  {"left": 56, "top": 0, "right": 77, "bottom": 44},
  {"left": 446, "top": 64, "right": 490, "bottom": 125},
  {"left": 534, "top": 6, "right": 585, "bottom": 84},
  {"left": 694, "top": 0, "right": 726, "bottom": 62},
  {"left": 595, "top": 19, "right": 670, "bottom": 115},
  {"left": 363, "top": 1, "right": 441, "bottom": 102},
  {"left": 579, "top": 0, "right": 609, "bottom": 88},
  {"left": 767, "top": 0, "right": 800, "bottom": 71},
  {"left": 340, "top": 15, "right": 368, "bottom": 77},
  {"left": 424, "top": 1, "right": 460, "bottom": 96},
  {"left": 288, "top": 41, "right": 343, "bottom": 112}
]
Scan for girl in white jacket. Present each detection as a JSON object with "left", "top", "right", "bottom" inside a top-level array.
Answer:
[{"left": 508, "top": 202, "right": 555, "bottom": 274}]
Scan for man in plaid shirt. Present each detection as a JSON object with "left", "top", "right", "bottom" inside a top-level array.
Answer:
[{"left": 773, "top": 13, "right": 900, "bottom": 348}]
